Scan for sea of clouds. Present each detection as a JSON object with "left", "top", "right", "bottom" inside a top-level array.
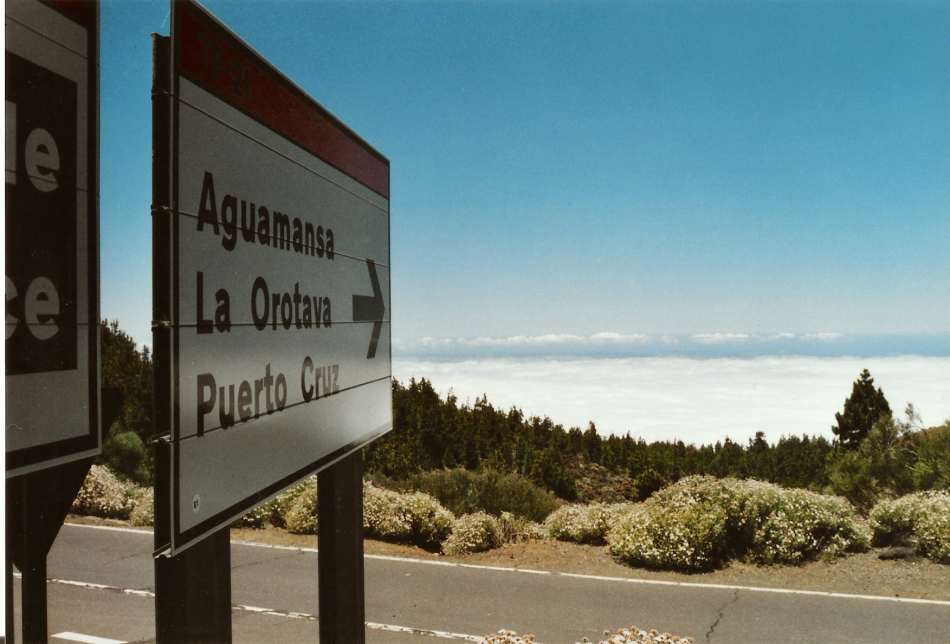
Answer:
[
  {"left": 393, "top": 332, "right": 950, "bottom": 360},
  {"left": 392, "top": 332, "right": 950, "bottom": 445}
]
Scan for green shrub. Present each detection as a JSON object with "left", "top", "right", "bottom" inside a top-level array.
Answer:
[
  {"left": 572, "top": 459, "right": 638, "bottom": 503},
  {"left": 129, "top": 487, "right": 154, "bottom": 527},
  {"left": 71, "top": 465, "right": 138, "bottom": 519},
  {"left": 909, "top": 423, "right": 950, "bottom": 491},
  {"left": 869, "top": 491, "right": 950, "bottom": 562},
  {"left": 402, "top": 469, "right": 559, "bottom": 522},
  {"left": 606, "top": 476, "right": 869, "bottom": 571},
  {"left": 545, "top": 502, "right": 634, "bottom": 544},
  {"left": 442, "top": 512, "right": 502, "bottom": 555},
  {"left": 826, "top": 412, "right": 945, "bottom": 510},
  {"left": 102, "top": 428, "right": 151, "bottom": 485},
  {"left": 633, "top": 468, "right": 669, "bottom": 501},
  {"left": 825, "top": 450, "right": 881, "bottom": 512},
  {"left": 100, "top": 319, "right": 154, "bottom": 486},
  {"left": 285, "top": 479, "right": 318, "bottom": 534}
]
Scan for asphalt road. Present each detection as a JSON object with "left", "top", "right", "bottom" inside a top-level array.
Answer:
[{"left": 10, "top": 523, "right": 950, "bottom": 643}]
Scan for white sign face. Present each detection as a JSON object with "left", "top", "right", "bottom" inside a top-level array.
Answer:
[
  {"left": 5, "top": 0, "right": 100, "bottom": 477},
  {"left": 156, "top": 0, "right": 391, "bottom": 553}
]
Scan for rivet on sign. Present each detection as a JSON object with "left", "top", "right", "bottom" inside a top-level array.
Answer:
[{"left": 192, "top": 494, "right": 201, "bottom": 513}]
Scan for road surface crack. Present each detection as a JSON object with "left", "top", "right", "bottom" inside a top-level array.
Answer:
[{"left": 705, "top": 589, "right": 739, "bottom": 642}]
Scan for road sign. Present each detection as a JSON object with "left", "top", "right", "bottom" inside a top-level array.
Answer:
[
  {"left": 154, "top": 0, "right": 392, "bottom": 554},
  {"left": 5, "top": 0, "right": 100, "bottom": 477}
]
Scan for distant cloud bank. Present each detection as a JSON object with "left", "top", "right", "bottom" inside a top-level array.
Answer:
[
  {"left": 393, "top": 355, "right": 950, "bottom": 445},
  {"left": 393, "top": 332, "right": 949, "bottom": 360}
]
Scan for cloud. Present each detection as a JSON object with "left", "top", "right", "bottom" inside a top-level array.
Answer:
[
  {"left": 394, "top": 331, "right": 949, "bottom": 359},
  {"left": 396, "top": 331, "right": 652, "bottom": 355},
  {"left": 589, "top": 331, "right": 650, "bottom": 343},
  {"left": 457, "top": 332, "right": 650, "bottom": 347},
  {"left": 393, "top": 356, "right": 950, "bottom": 445},
  {"left": 690, "top": 332, "right": 751, "bottom": 344},
  {"left": 802, "top": 332, "right": 844, "bottom": 342}
]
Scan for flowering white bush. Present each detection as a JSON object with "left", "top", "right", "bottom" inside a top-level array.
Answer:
[
  {"left": 483, "top": 626, "right": 692, "bottom": 643},
  {"left": 129, "top": 487, "right": 154, "bottom": 527},
  {"left": 275, "top": 477, "right": 453, "bottom": 539},
  {"left": 607, "top": 476, "right": 869, "bottom": 571},
  {"left": 869, "top": 496, "right": 917, "bottom": 542},
  {"left": 363, "top": 482, "right": 413, "bottom": 540},
  {"left": 586, "top": 626, "right": 694, "bottom": 643},
  {"left": 607, "top": 503, "right": 727, "bottom": 570},
  {"left": 71, "top": 465, "right": 137, "bottom": 519},
  {"left": 236, "top": 478, "right": 311, "bottom": 529},
  {"left": 285, "top": 479, "right": 318, "bottom": 534},
  {"left": 401, "top": 489, "right": 456, "bottom": 546},
  {"left": 362, "top": 482, "right": 455, "bottom": 547},
  {"left": 748, "top": 489, "right": 870, "bottom": 564},
  {"left": 238, "top": 501, "right": 277, "bottom": 529},
  {"left": 273, "top": 479, "right": 315, "bottom": 527},
  {"left": 483, "top": 630, "right": 535, "bottom": 643},
  {"left": 242, "top": 478, "right": 315, "bottom": 529},
  {"left": 916, "top": 505, "right": 950, "bottom": 564},
  {"left": 545, "top": 502, "right": 634, "bottom": 544},
  {"left": 498, "top": 511, "right": 545, "bottom": 544},
  {"left": 870, "top": 491, "right": 950, "bottom": 563},
  {"left": 441, "top": 512, "right": 502, "bottom": 555}
]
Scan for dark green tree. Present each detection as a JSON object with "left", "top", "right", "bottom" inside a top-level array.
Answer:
[
  {"left": 832, "top": 369, "right": 891, "bottom": 449},
  {"left": 747, "top": 431, "right": 773, "bottom": 480},
  {"left": 582, "top": 422, "right": 601, "bottom": 463},
  {"left": 100, "top": 320, "right": 153, "bottom": 483},
  {"left": 632, "top": 467, "right": 668, "bottom": 500},
  {"left": 367, "top": 376, "right": 853, "bottom": 501}
]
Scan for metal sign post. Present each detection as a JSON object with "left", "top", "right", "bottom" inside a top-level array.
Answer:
[
  {"left": 7, "top": 459, "right": 93, "bottom": 643},
  {"left": 153, "top": 32, "right": 234, "bottom": 642},
  {"left": 152, "top": 1, "right": 391, "bottom": 640},
  {"left": 318, "top": 451, "right": 367, "bottom": 643},
  {"left": 5, "top": 1, "right": 100, "bottom": 640},
  {"left": 155, "top": 527, "right": 232, "bottom": 642}
]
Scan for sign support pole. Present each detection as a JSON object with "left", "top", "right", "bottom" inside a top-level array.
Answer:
[
  {"left": 5, "top": 558, "right": 14, "bottom": 644},
  {"left": 318, "top": 451, "right": 366, "bottom": 643},
  {"left": 155, "top": 528, "right": 232, "bottom": 643},
  {"left": 6, "top": 458, "right": 94, "bottom": 643},
  {"left": 19, "top": 552, "right": 46, "bottom": 644},
  {"left": 151, "top": 32, "right": 232, "bottom": 642}
]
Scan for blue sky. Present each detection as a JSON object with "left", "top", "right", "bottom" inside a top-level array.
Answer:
[{"left": 101, "top": 0, "right": 950, "bottom": 353}]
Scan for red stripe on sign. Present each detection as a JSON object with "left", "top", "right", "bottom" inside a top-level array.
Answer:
[{"left": 174, "top": 0, "right": 389, "bottom": 199}]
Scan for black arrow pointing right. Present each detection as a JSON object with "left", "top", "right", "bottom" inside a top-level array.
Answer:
[{"left": 352, "top": 259, "right": 385, "bottom": 359}]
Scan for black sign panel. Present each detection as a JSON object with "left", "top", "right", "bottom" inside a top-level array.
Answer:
[
  {"left": 6, "top": 52, "right": 79, "bottom": 374},
  {"left": 5, "top": 0, "right": 99, "bottom": 476}
]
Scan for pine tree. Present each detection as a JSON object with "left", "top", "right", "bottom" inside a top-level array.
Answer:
[
  {"left": 100, "top": 320, "right": 154, "bottom": 483},
  {"left": 582, "top": 422, "right": 601, "bottom": 463},
  {"left": 832, "top": 369, "right": 891, "bottom": 449}
]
